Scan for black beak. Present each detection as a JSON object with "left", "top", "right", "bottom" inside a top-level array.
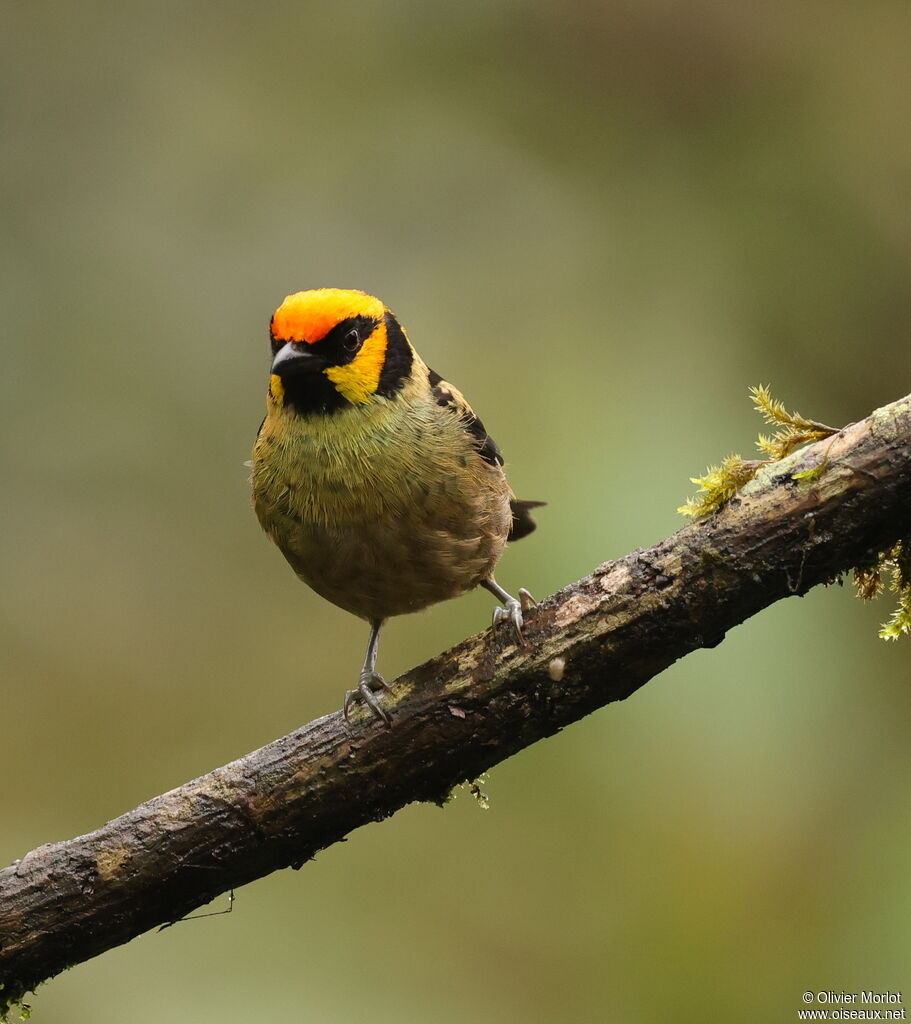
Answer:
[{"left": 271, "top": 342, "right": 324, "bottom": 377}]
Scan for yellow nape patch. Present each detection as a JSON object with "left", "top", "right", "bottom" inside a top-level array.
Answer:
[
  {"left": 271, "top": 288, "right": 386, "bottom": 345},
  {"left": 326, "top": 319, "right": 388, "bottom": 403}
]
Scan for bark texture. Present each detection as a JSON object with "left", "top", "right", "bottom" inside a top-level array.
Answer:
[{"left": 2, "top": 392, "right": 911, "bottom": 1014}]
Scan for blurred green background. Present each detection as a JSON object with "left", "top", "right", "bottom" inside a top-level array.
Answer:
[{"left": 3, "top": 1, "right": 910, "bottom": 1020}]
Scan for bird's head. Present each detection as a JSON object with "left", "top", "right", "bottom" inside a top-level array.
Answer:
[{"left": 267, "top": 288, "right": 414, "bottom": 415}]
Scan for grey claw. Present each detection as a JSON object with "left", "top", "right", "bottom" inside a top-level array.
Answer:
[
  {"left": 491, "top": 597, "right": 525, "bottom": 645},
  {"left": 518, "top": 588, "right": 537, "bottom": 612},
  {"left": 363, "top": 670, "right": 392, "bottom": 693},
  {"left": 343, "top": 689, "right": 357, "bottom": 721},
  {"left": 343, "top": 672, "right": 392, "bottom": 726}
]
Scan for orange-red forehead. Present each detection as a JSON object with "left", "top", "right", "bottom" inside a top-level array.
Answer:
[{"left": 270, "top": 288, "right": 386, "bottom": 345}]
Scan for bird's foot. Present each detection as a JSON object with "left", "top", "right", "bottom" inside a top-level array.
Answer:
[
  {"left": 491, "top": 588, "right": 537, "bottom": 646},
  {"left": 343, "top": 671, "right": 392, "bottom": 727}
]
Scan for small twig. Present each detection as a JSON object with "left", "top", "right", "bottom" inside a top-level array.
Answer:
[{"left": 158, "top": 889, "right": 236, "bottom": 931}]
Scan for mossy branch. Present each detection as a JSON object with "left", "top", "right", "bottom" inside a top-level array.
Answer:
[
  {"left": 4, "top": 391, "right": 911, "bottom": 1017},
  {"left": 679, "top": 384, "right": 911, "bottom": 636}
]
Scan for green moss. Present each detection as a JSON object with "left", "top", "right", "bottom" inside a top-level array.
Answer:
[
  {"left": 750, "top": 383, "right": 838, "bottom": 461},
  {"left": 445, "top": 774, "right": 492, "bottom": 810},
  {"left": 678, "top": 386, "right": 910, "bottom": 644},
  {"left": 677, "top": 454, "right": 759, "bottom": 518},
  {"left": 857, "top": 541, "right": 911, "bottom": 640},
  {"left": 468, "top": 775, "right": 491, "bottom": 810},
  {"left": 678, "top": 385, "right": 840, "bottom": 519},
  {"left": 0, "top": 995, "right": 32, "bottom": 1024},
  {"left": 791, "top": 463, "right": 826, "bottom": 482}
]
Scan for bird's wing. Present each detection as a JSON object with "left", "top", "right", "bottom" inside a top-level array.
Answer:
[
  {"left": 427, "top": 368, "right": 545, "bottom": 542},
  {"left": 427, "top": 368, "right": 504, "bottom": 467}
]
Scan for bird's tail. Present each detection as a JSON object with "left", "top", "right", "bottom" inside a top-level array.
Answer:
[{"left": 508, "top": 499, "right": 546, "bottom": 542}]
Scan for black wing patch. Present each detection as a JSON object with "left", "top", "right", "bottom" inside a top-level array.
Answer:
[{"left": 428, "top": 368, "right": 504, "bottom": 467}]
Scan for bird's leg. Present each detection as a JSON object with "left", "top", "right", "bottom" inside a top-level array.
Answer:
[
  {"left": 482, "top": 578, "right": 537, "bottom": 646},
  {"left": 344, "top": 619, "right": 392, "bottom": 726}
]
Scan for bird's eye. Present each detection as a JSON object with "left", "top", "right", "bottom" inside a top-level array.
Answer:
[{"left": 343, "top": 328, "right": 360, "bottom": 353}]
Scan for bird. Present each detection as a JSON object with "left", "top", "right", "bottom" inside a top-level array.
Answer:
[{"left": 251, "top": 288, "right": 543, "bottom": 725}]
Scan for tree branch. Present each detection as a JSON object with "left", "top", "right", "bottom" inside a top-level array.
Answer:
[{"left": 3, "top": 392, "right": 911, "bottom": 1014}]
